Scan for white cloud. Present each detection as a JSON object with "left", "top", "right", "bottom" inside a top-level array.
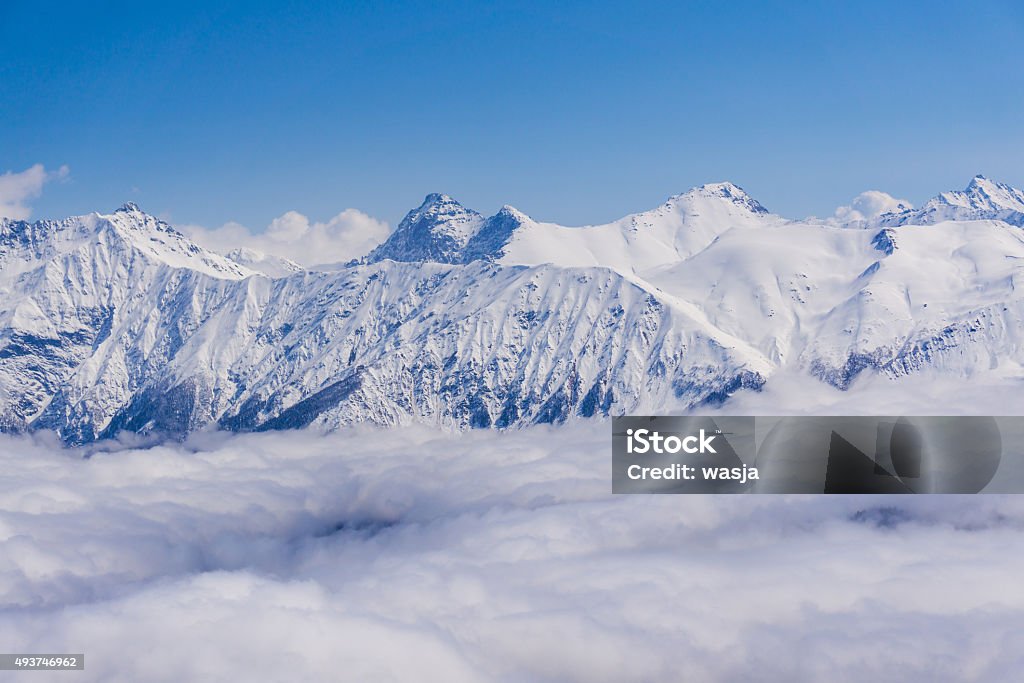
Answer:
[
  {"left": 0, "top": 164, "right": 69, "bottom": 220},
  {"left": 265, "top": 210, "right": 311, "bottom": 242},
  {"left": 0, "top": 424, "right": 1021, "bottom": 681},
  {"left": 180, "top": 208, "right": 391, "bottom": 267},
  {"left": 833, "top": 190, "right": 912, "bottom": 225}
]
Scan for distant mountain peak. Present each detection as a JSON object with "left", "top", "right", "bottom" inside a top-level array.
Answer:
[
  {"left": 412, "top": 192, "right": 474, "bottom": 216},
  {"left": 366, "top": 193, "right": 484, "bottom": 264},
  {"left": 415, "top": 192, "right": 471, "bottom": 215},
  {"left": 225, "top": 247, "right": 303, "bottom": 278},
  {"left": 700, "top": 180, "right": 745, "bottom": 194},
  {"left": 672, "top": 182, "right": 769, "bottom": 215},
  {"left": 0, "top": 205, "right": 254, "bottom": 281},
  {"left": 959, "top": 174, "right": 1021, "bottom": 201},
  {"left": 880, "top": 175, "right": 1024, "bottom": 227},
  {"left": 421, "top": 191, "right": 455, "bottom": 204},
  {"left": 496, "top": 205, "right": 531, "bottom": 221},
  {"left": 956, "top": 174, "right": 996, "bottom": 198},
  {"left": 369, "top": 182, "right": 780, "bottom": 267},
  {"left": 226, "top": 246, "right": 265, "bottom": 260}
]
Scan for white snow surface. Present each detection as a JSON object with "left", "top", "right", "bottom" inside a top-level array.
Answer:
[{"left": 496, "top": 182, "right": 782, "bottom": 271}]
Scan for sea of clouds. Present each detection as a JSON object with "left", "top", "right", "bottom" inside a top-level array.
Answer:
[{"left": 1, "top": 417, "right": 1023, "bottom": 682}]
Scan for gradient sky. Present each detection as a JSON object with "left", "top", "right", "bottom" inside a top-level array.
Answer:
[{"left": 3, "top": 0, "right": 1023, "bottom": 229}]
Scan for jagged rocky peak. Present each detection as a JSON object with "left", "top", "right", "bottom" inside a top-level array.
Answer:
[
  {"left": 495, "top": 204, "right": 531, "bottom": 221},
  {"left": 460, "top": 205, "right": 533, "bottom": 263},
  {"left": 107, "top": 202, "right": 181, "bottom": 235},
  {"left": 956, "top": 175, "right": 1024, "bottom": 210},
  {"left": 871, "top": 228, "right": 898, "bottom": 255},
  {"left": 420, "top": 192, "right": 463, "bottom": 209},
  {"left": 408, "top": 193, "right": 482, "bottom": 236},
  {"left": 367, "top": 192, "right": 484, "bottom": 264},
  {"left": 369, "top": 182, "right": 778, "bottom": 266}
]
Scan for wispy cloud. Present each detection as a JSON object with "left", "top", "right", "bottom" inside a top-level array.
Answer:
[
  {"left": 833, "top": 190, "right": 912, "bottom": 225},
  {"left": 180, "top": 208, "right": 390, "bottom": 267},
  {"left": 0, "top": 424, "right": 1021, "bottom": 681},
  {"left": 0, "top": 164, "right": 69, "bottom": 220}
]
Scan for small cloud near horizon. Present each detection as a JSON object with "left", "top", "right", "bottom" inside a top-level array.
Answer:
[
  {"left": 180, "top": 208, "right": 391, "bottom": 267},
  {"left": 0, "top": 164, "right": 69, "bottom": 220},
  {"left": 833, "top": 190, "right": 912, "bottom": 224}
]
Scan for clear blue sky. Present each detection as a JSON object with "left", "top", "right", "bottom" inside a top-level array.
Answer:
[{"left": 3, "top": 0, "right": 1023, "bottom": 228}]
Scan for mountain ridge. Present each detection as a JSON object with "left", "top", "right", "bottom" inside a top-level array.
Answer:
[
  {"left": 879, "top": 175, "right": 1024, "bottom": 227},
  {"left": 366, "top": 181, "right": 781, "bottom": 268},
  {"left": 3, "top": 177, "right": 1024, "bottom": 443}
]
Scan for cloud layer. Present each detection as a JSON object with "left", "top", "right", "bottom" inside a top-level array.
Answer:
[
  {"left": 0, "top": 424, "right": 1022, "bottom": 681},
  {"left": 0, "top": 164, "right": 68, "bottom": 220},
  {"left": 833, "top": 190, "right": 912, "bottom": 225},
  {"left": 180, "top": 208, "right": 390, "bottom": 267}
]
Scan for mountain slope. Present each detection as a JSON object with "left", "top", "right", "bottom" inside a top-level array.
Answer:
[
  {"left": 494, "top": 182, "right": 782, "bottom": 272},
  {"left": 1, "top": 253, "right": 769, "bottom": 442},
  {"left": 0, "top": 206, "right": 256, "bottom": 439}
]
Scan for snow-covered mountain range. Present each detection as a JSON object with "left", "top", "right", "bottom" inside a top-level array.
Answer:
[
  {"left": 878, "top": 175, "right": 1024, "bottom": 227},
  {"left": 2, "top": 177, "right": 1024, "bottom": 443}
]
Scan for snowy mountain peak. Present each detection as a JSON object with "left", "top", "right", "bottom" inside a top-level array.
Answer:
[
  {"left": 115, "top": 201, "right": 142, "bottom": 213},
  {"left": 497, "top": 205, "right": 531, "bottom": 221},
  {"left": 879, "top": 175, "right": 1024, "bottom": 227},
  {"left": 965, "top": 174, "right": 1000, "bottom": 193},
  {"left": 673, "top": 182, "right": 769, "bottom": 215},
  {"left": 458, "top": 205, "right": 532, "bottom": 263},
  {"left": 367, "top": 182, "right": 779, "bottom": 268},
  {"left": 0, "top": 206, "right": 254, "bottom": 281},
  {"left": 420, "top": 191, "right": 456, "bottom": 205},
  {"left": 695, "top": 180, "right": 744, "bottom": 195},
  {"left": 414, "top": 193, "right": 476, "bottom": 220},
  {"left": 225, "top": 247, "right": 304, "bottom": 278},
  {"left": 102, "top": 209, "right": 253, "bottom": 278},
  {"left": 957, "top": 175, "right": 1024, "bottom": 208}
]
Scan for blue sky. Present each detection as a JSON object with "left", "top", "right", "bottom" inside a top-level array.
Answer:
[{"left": 2, "top": 0, "right": 1023, "bottom": 229}]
